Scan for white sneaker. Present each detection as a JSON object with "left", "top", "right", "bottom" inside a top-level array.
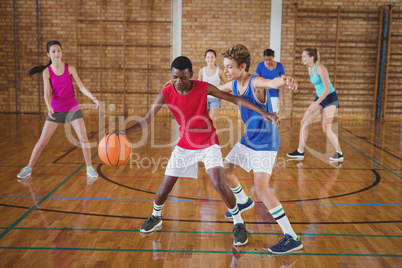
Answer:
[
  {"left": 87, "top": 166, "right": 98, "bottom": 177},
  {"left": 17, "top": 166, "right": 32, "bottom": 179}
]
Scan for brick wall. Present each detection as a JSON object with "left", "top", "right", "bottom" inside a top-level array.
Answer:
[
  {"left": 0, "top": 0, "right": 400, "bottom": 119},
  {"left": 281, "top": 0, "right": 402, "bottom": 120},
  {"left": 181, "top": 0, "right": 271, "bottom": 115}
]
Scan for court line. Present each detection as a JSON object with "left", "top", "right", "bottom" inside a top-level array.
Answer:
[
  {"left": 341, "top": 127, "right": 401, "bottom": 160},
  {"left": 340, "top": 138, "right": 402, "bottom": 180},
  {"left": 1, "top": 196, "right": 400, "bottom": 207},
  {"left": 3, "top": 169, "right": 402, "bottom": 184},
  {"left": 97, "top": 167, "right": 382, "bottom": 202},
  {"left": 0, "top": 165, "right": 80, "bottom": 168},
  {"left": 0, "top": 246, "right": 400, "bottom": 257},
  {"left": 296, "top": 202, "right": 402, "bottom": 207},
  {"left": 5, "top": 169, "right": 399, "bottom": 184},
  {"left": 1, "top": 203, "right": 400, "bottom": 225},
  {"left": 0, "top": 227, "right": 400, "bottom": 238},
  {"left": 0, "top": 153, "right": 97, "bottom": 241},
  {"left": 52, "top": 126, "right": 106, "bottom": 163}
]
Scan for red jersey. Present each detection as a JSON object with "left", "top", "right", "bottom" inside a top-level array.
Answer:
[{"left": 161, "top": 80, "right": 219, "bottom": 150}]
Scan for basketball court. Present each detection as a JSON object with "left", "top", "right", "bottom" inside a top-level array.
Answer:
[{"left": 0, "top": 113, "right": 400, "bottom": 267}]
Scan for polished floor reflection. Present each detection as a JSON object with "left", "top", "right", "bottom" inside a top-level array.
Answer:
[{"left": 0, "top": 113, "right": 401, "bottom": 267}]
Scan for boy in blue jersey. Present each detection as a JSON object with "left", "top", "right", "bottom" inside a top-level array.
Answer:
[
  {"left": 218, "top": 44, "right": 303, "bottom": 254},
  {"left": 255, "top": 49, "right": 286, "bottom": 114}
]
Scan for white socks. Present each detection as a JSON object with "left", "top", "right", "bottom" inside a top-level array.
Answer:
[
  {"left": 230, "top": 184, "right": 249, "bottom": 204},
  {"left": 228, "top": 206, "right": 244, "bottom": 225},
  {"left": 152, "top": 202, "right": 164, "bottom": 217},
  {"left": 269, "top": 204, "right": 297, "bottom": 239}
]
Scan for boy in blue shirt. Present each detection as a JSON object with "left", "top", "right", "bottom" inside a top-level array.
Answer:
[
  {"left": 255, "top": 49, "right": 285, "bottom": 114},
  {"left": 219, "top": 44, "right": 303, "bottom": 254}
]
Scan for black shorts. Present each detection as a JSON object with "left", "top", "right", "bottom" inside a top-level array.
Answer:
[
  {"left": 315, "top": 92, "right": 339, "bottom": 108},
  {"left": 46, "top": 110, "right": 83, "bottom": 123}
]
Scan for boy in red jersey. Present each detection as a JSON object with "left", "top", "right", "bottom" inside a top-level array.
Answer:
[{"left": 121, "top": 56, "right": 296, "bottom": 246}]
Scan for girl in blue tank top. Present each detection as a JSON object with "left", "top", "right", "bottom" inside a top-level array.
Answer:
[
  {"left": 219, "top": 44, "right": 303, "bottom": 254},
  {"left": 287, "top": 48, "right": 343, "bottom": 162}
]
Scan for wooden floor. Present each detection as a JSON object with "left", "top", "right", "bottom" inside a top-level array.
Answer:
[{"left": 0, "top": 113, "right": 401, "bottom": 267}]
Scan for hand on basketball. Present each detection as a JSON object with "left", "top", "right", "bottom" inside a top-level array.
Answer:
[
  {"left": 48, "top": 107, "right": 55, "bottom": 120},
  {"left": 107, "top": 129, "right": 126, "bottom": 136},
  {"left": 283, "top": 76, "right": 298, "bottom": 91}
]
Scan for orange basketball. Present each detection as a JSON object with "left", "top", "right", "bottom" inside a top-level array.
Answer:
[{"left": 98, "top": 133, "right": 132, "bottom": 166}]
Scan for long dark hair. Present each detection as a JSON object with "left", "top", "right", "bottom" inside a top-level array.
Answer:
[
  {"left": 27, "top": 41, "right": 62, "bottom": 77},
  {"left": 304, "top": 47, "right": 320, "bottom": 63},
  {"left": 205, "top": 49, "right": 216, "bottom": 57}
]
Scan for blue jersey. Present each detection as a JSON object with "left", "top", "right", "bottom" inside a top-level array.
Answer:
[
  {"left": 310, "top": 64, "right": 335, "bottom": 97},
  {"left": 232, "top": 74, "right": 279, "bottom": 151},
  {"left": 255, "top": 61, "right": 285, "bottom": 98}
]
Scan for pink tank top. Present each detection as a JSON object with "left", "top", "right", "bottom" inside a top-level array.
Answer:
[
  {"left": 161, "top": 80, "right": 219, "bottom": 150},
  {"left": 48, "top": 63, "right": 79, "bottom": 112}
]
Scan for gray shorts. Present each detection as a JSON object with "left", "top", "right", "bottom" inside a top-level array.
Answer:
[{"left": 46, "top": 110, "right": 83, "bottom": 123}]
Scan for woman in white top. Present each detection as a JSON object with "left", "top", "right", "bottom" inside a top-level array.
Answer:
[{"left": 198, "top": 49, "right": 228, "bottom": 120}]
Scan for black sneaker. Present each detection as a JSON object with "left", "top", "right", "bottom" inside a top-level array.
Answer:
[
  {"left": 140, "top": 215, "right": 162, "bottom": 233},
  {"left": 287, "top": 150, "right": 304, "bottom": 160},
  {"left": 329, "top": 152, "right": 344, "bottom": 162},
  {"left": 233, "top": 223, "right": 248, "bottom": 246}
]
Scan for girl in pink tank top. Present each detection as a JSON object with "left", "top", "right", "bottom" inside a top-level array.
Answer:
[{"left": 17, "top": 41, "right": 99, "bottom": 180}]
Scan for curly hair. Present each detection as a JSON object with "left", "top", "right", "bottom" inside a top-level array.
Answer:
[{"left": 221, "top": 44, "right": 251, "bottom": 72}]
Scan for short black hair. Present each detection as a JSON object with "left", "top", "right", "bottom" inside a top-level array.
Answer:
[
  {"left": 263, "top": 49, "right": 275, "bottom": 57},
  {"left": 171, "top": 56, "right": 193, "bottom": 73}
]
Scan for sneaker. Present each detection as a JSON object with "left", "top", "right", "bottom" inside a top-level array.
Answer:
[
  {"left": 225, "top": 197, "right": 255, "bottom": 219},
  {"left": 329, "top": 152, "right": 344, "bottom": 162},
  {"left": 287, "top": 150, "right": 304, "bottom": 160},
  {"left": 87, "top": 166, "right": 98, "bottom": 177},
  {"left": 268, "top": 234, "right": 303, "bottom": 254},
  {"left": 17, "top": 166, "right": 32, "bottom": 179},
  {"left": 233, "top": 223, "right": 248, "bottom": 246},
  {"left": 140, "top": 215, "right": 162, "bottom": 233}
]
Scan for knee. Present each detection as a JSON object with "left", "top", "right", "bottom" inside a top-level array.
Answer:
[
  {"left": 155, "top": 184, "right": 172, "bottom": 200},
  {"left": 78, "top": 136, "right": 89, "bottom": 144},
  {"left": 36, "top": 139, "right": 49, "bottom": 149},
  {"left": 223, "top": 167, "right": 233, "bottom": 181},
  {"left": 211, "top": 179, "right": 227, "bottom": 193},
  {"left": 322, "top": 126, "right": 328, "bottom": 135},
  {"left": 254, "top": 182, "right": 266, "bottom": 197}
]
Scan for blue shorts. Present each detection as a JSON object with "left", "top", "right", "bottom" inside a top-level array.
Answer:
[
  {"left": 315, "top": 92, "right": 339, "bottom": 108},
  {"left": 207, "top": 97, "right": 221, "bottom": 110}
]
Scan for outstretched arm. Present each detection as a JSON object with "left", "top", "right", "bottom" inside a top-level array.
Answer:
[
  {"left": 217, "top": 81, "right": 233, "bottom": 93},
  {"left": 42, "top": 69, "right": 55, "bottom": 120},
  {"left": 207, "top": 84, "right": 279, "bottom": 126},
  {"left": 252, "top": 75, "right": 298, "bottom": 91},
  {"left": 124, "top": 92, "right": 165, "bottom": 134},
  {"left": 69, "top": 65, "right": 99, "bottom": 108}
]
